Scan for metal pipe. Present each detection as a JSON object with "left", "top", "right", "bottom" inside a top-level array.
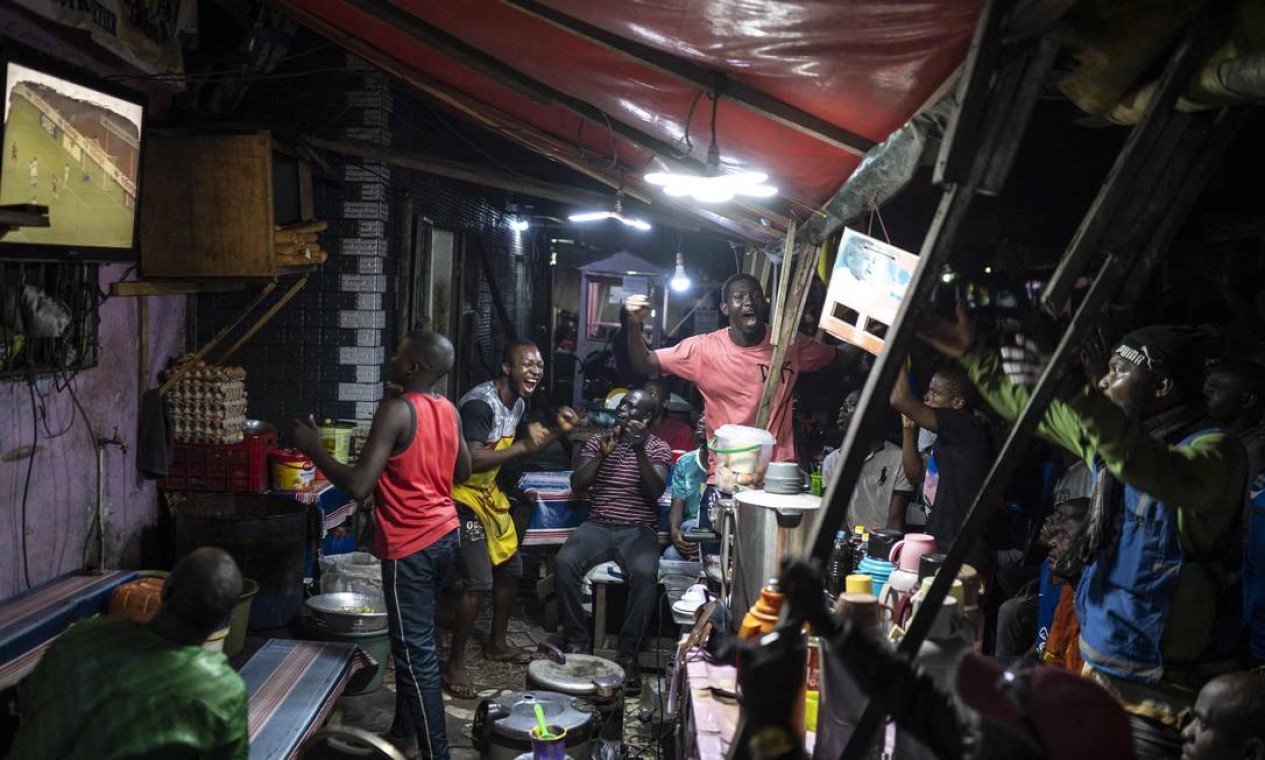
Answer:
[
  {"left": 93, "top": 428, "right": 127, "bottom": 571},
  {"left": 95, "top": 441, "right": 105, "bottom": 571}
]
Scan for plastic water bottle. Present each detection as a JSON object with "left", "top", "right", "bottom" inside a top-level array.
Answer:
[
  {"left": 825, "top": 531, "right": 850, "bottom": 596},
  {"left": 846, "top": 526, "right": 867, "bottom": 574}
]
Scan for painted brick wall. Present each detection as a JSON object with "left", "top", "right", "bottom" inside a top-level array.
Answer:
[{"left": 198, "top": 33, "right": 538, "bottom": 440}]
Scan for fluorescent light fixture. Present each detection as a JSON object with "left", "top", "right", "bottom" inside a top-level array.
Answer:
[
  {"left": 670, "top": 252, "right": 691, "bottom": 292},
  {"left": 509, "top": 218, "right": 530, "bottom": 232},
  {"left": 644, "top": 169, "right": 778, "bottom": 204},
  {"left": 566, "top": 194, "right": 651, "bottom": 231}
]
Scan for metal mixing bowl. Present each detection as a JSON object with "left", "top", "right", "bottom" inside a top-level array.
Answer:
[{"left": 306, "top": 591, "right": 388, "bottom": 633}]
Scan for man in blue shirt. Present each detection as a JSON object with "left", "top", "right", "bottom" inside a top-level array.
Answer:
[{"left": 667, "top": 415, "right": 708, "bottom": 560}]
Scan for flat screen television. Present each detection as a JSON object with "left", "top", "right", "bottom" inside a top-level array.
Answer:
[{"left": 0, "top": 50, "right": 147, "bottom": 261}]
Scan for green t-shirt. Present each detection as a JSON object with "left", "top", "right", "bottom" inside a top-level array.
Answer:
[{"left": 8, "top": 615, "right": 248, "bottom": 760}]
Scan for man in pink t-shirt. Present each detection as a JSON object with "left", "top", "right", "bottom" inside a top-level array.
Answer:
[{"left": 623, "top": 273, "right": 840, "bottom": 484}]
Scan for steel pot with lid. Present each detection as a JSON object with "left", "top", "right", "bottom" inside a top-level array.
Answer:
[
  {"left": 526, "top": 653, "right": 625, "bottom": 742},
  {"left": 472, "top": 691, "right": 594, "bottom": 760}
]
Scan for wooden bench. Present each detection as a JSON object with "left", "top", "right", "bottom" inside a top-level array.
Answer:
[
  {"left": 242, "top": 639, "right": 374, "bottom": 760},
  {"left": 0, "top": 570, "right": 138, "bottom": 690}
]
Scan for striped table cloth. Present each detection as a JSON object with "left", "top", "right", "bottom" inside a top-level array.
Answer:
[
  {"left": 519, "top": 470, "right": 673, "bottom": 548},
  {"left": 242, "top": 639, "right": 374, "bottom": 760},
  {"left": 0, "top": 570, "right": 138, "bottom": 690}
]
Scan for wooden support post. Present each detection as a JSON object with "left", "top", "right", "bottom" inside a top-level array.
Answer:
[
  {"left": 754, "top": 235, "right": 821, "bottom": 432},
  {"left": 768, "top": 221, "right": 798, "bottom": 347}
]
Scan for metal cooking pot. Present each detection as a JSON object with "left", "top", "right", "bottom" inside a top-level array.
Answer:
[
  {"left": 472, "top": 691, "right": 594, "bottom": 760},
  {"left": 305, "top": 591, "right": 388, "bottom": 633}
]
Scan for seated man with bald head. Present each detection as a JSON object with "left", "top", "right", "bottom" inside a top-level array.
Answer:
[{"left": 9, "top": 547, "right": 249, "bottom": 759}]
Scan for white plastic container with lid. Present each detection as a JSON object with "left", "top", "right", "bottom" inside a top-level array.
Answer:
[{"left": 708, "top": 424, "right": 775, "bottom": 493}]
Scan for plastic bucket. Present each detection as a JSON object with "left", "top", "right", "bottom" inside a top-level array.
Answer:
[
  {"left": 270, "top": 448, "right": 315, "bottom": 491},
  {"left": 320, "top": 421, "right": 355, "bottom": 464},
  {"left": 708, "top": 424, "right": 775, "bottom": 493},
  {"left": 174, "top": 493, "right": 314, "bottom": 630},
  {"left": 224, "top": 578, "right": 259, "bottom": 657},
  {"left": 203, "top": 625, "right": 230, "bottom": 653}
]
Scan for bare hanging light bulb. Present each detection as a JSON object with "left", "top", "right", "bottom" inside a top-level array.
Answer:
[{"left": 670, "top": 251, "right": 691, "bottom": 292}]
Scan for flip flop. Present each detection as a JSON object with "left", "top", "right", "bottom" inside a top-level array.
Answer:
[
  {"left": 441, "top": 674, "right": 479, "bottom": 699},
  {"left": 481, "top": 648, "right": 534, "bottom": 664}
]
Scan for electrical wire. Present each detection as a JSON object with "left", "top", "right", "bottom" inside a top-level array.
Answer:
[
  {"left": 63, "top": 374, "right": 101, "bottom": 570},
  {"left": 20, "top": 379, "right": 38, "bottom": 589},
  {"left": 674, "top": 89, "right": 705, "bottom": 162},
  {"left": 103, "top": 66, "right": 351, "bottom": 85}
]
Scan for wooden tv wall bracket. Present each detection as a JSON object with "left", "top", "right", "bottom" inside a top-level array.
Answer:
[
  {"left": 104, "top": 273, "right": 308, "bottom": 395},
  {"left": 153, "top": 275, "right": 309, "bottom": 396}
]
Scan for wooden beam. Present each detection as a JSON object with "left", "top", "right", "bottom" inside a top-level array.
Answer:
[
  {"left": 335, "top": 0, "right": 787, "bottom": 228},
  {"left": 1119, "top": 107, "right": 1250, "bottom": 306},
  {"left": 305, "top": 135, "right": 617, "bottom": 207},
  {"left": 111, "top": 280, "right": 249, "bottom": 296},
  {"left": 935, "top": 0, "right": 1009, "bottom": 186},
  {"left": 499, "top": 0, "right": 875, "bottom": 156},
  {"left": 304, "top": 134, "right": 732, "bottom": 234},
  {"left": 137, "top": 296, "right": 148, "bottom": 402},
  {"left": 273, "top": 0, "right": 780, "bottom": 241}
]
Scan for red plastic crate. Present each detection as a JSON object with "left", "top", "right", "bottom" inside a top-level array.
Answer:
[{"left": 161, "top": 428, "right": 278, "bottom": 492}]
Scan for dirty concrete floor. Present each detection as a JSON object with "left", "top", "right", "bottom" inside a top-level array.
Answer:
[{"left": 316, "top": 590, "right": 677, "bottom": 760}]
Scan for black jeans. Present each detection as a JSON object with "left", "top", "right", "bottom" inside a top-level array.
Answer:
[
  {"left": 555, "top": 520, "right": 660, "bottom": 660},
  {"left": 383, "top": 529, "right": 458, "bottom": 760}
]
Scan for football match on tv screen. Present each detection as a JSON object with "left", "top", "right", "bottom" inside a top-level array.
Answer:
[{"left": 1, "top": 62, "right": 143, "bottom": 249}]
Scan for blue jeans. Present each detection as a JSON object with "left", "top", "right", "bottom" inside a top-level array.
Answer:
[
  {"left": 384, "top": 530, "right": 458, "bottom": 760},
  {"left": 663, "top": 518, "right": 698, "bottom": 561}
]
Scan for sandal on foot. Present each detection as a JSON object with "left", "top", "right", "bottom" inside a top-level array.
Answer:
[{"left": 441, "top": 675, "right": 479, "bottom": 699}]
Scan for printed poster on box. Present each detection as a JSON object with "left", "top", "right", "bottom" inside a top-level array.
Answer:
[{"left": 818, "top": 229, "right": 918, "bottom": 356}]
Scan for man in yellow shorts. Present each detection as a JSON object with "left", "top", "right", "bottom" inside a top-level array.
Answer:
[{"left": 443, "top": 339, "right": 578, "bottom": 697}]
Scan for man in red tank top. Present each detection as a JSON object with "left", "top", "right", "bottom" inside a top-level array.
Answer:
[{"left": 293, "top": 330, "right": 470, "bottom": 760}]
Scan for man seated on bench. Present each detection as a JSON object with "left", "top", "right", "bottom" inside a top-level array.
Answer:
[
  {"left": 9, "top": 547, "right": 248, "bottom": 759},
  {"left": 557, "top": 388, "right": 671, "bottom": 696}
]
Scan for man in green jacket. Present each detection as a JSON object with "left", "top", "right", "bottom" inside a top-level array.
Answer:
[
  {"left": 920, "top": 308, "right": 1245, "bottom": 747},
  {"left": 9, "top": 547, "right": 249, "bottom": 759}
]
